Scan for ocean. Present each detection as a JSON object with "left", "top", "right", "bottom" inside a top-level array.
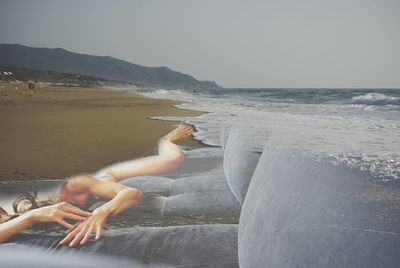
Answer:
[{"left": 135, "top": 88, "right": 400, "bottom": 182}]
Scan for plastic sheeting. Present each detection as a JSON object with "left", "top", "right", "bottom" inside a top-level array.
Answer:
[
  {"left": 1, "top": 126, "right": 263, "bottom": 267},
  {"left": 0, "top": 243, "right": 145, "bottom": 268},
  {"left": 223, "top": 127, "right": 260, "bottom": 205},
  {"left": 10, "top": 225, "right": 239, "bottom": 268},
  {"left": 90, "top": 127, "right": 259, "bottom": 216},
  {"left": 239, "top": 147, "right": 400, "bottom": 268},
  {"left": 89, "top": 172, "right": 241, "bottom": 216}
]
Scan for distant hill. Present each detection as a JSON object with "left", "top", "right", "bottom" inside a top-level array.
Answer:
[
  {"left": 0, "top": 65, "right": 136, "bottom": 87},
  {"left": 0, "top": 44, "right": 220, "bottom": 90}
]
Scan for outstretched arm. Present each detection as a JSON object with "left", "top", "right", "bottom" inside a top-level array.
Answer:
[
  {"left": 60, "top": 125, "right": 192, "bottom": 246},
  {"left": 0, "top": 202, "right": 91, "bottom": 243},
  {"left": 97, "top": 125, "right": 194, "bottom": 182},
  {"left": 60, "top": 176, "right": 143, "bottom": 247}
]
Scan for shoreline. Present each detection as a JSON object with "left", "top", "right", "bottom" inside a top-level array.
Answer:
[{"left": 0, "top": 84, "right": 206, "bottom": 181}]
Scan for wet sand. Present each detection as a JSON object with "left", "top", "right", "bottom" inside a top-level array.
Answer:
[{"left": 0, "top": 84, "right": 204, "bottom": 181}]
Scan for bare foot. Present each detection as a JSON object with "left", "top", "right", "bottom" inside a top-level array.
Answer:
[{"left": 162, "top": 124, "right": 194, "bottom": 143}]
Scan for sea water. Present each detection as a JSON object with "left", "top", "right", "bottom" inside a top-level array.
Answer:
[{"left": 135, "top": 88, "right": 400, "bottom": 182}]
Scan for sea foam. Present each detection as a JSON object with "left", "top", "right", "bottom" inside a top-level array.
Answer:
[
  {"left": 135, "top": 88, "right": 400, "bottom": 182},
  {"left": 351, "top": 93, "right": 400, "bottom": 106}
]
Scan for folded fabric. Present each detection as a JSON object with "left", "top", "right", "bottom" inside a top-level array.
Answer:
[
  {"left": 10, "top": 224, "right": 239, "bottom": 268},
  {"left": 239, "top": 147, "right": 400, "bottom": 268}
]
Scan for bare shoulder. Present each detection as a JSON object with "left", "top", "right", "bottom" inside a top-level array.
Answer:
[
  {"left": 65, "top": 174, "right": 98, "bottom": 192},
  {"left": 66, "top": 174, "right": 126, "bottom": 195}
]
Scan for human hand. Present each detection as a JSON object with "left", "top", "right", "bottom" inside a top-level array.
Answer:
[
  {"left": 161, "top": 124, "right": 194, "bottom": 143},
  {"left": 59, "top": 208, "right": 108, "bottom": 247},
  {"left": 27, "top": 202, "right": 92, "bottom": 229}
]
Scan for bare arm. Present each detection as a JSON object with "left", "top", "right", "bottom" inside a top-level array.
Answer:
[
  {"left": 0, "top": 202, "right": 91, "bottom": 244},
  {"left": 60, "top": 176, "right": 143, "bottom": 247},
  {"left": 100, "top": 139, "right": 184, "bottom": 182},
  {"left": 89, "top": 178, "right": 143, "bottom": 216},
  {"left": 0, "top": 213, "right": 33, "bottom": 243},
  {"left": 96, "top": 125, "right": 193, "bottom": 182},
  {"left": 61, "top": 125, "right": 191, "bottom": 246}
]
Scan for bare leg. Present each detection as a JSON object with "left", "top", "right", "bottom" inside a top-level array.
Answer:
[{"left": 95, "top": 125, "right": 194, "bottom": 182}]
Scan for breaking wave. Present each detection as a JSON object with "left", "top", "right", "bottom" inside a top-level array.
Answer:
[{"left": 351, "top": 93, "right": 400, "bottom": 106}]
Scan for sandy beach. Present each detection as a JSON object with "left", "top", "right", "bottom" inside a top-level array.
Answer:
[{"left": 0, "top": 84, "right": 204, "bottom": 181}]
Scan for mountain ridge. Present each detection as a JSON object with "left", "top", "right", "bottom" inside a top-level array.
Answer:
[
  {"left": 0, "top": 64, "right": 139, "bottom": 88},
  {"left": 0, "top": 44, "right": 220, "bottom": 90}
]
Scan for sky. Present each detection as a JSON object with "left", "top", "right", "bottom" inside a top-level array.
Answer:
[{"left": 0, "top": 0, "right": 399, "bottom": 88}]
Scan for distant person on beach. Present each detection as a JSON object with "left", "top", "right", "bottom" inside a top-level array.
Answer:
[
  {"left": 0, "top": 125, "right": 193, "bottom": 246},
  {"left": 27, "top": 81, "right": 35, "bottom": 95}
]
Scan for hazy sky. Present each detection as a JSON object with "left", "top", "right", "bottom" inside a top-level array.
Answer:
[{"left": 0, "top": 0, "right": 399, "bottom": 88}]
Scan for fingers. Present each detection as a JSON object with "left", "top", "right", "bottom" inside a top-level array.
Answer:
[
  {"left": 164, "top": 124, "right": 194, "bottom": 142},
  {"left": 178, "top": 124, "right": 193, "bottom": 132},
  {"left": 181, "top": 124, "right": 193, "bottom": 130},
  {"left": 63, "top": 225, "right": 98, "bottom": 247},
  {"left": 66, "top": 221, "right": 80, "bottom": 234},
  {"left": 60, "top": 227, "right": 78, "bottom": 245},
  {"left": 182, "top": 128, "right": 193, "bottom": 136},
  {"left": 80, "top": 225, "right": 94, "bottom": 245},
  {"left": 60, "top": 223, "right": 103, "bottom": 247},
  {"left": 55, "top": 217, "right": 74, "bottom": 229},
  {"left": 63, "top": 203, "right": 92, "bottom": 217},
  {"left": 179, "top": 125, "right": 194, "bottom": 135},
  {"left": 60, "top": 225, "right": 86, "bottom": 247},
  {"left": 69, "top": 228, "right": 87, "bottom": 247},
  {"left": 60, "top": 211, "right": 89, "bottom": 222},
  {"left": 95, "top": 225, "right": 102, "bottom": 240},
  {"left": 52, "top": 203, "right": 91, "bottom": 231},
  {"left": 59, "top": 211, "right": 106, "bottom": 247}
]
